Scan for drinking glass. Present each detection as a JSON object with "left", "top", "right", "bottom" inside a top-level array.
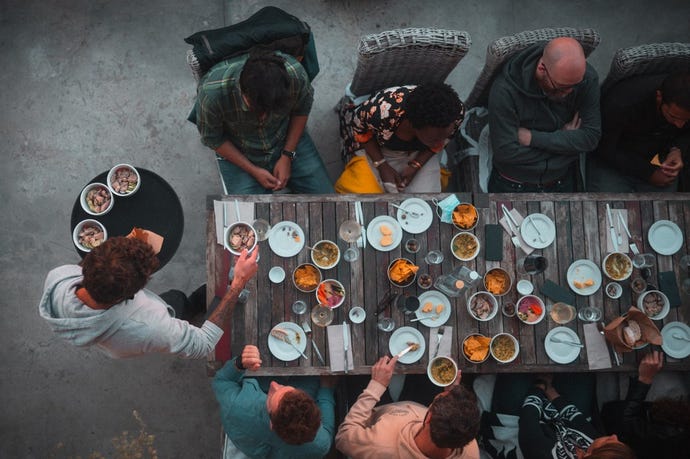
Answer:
[
  {"left": 424, "top": 250, "right": 444, "bottom": 265},
  {"left": 631, "top": 277, "right": 647, "bottom": 294},
  {"left": 292, "top": 300, "right": 308, "bottom": 315},
  {"left": 632, "top": 253, "right": 655, "bottom": 269},
  {"left": 549, "top": 302, "right": 576, "bottom": 324},
  {"left": 395, "top": 294, "right": 420, "bottom": 315},
  {"left": 577, "top": 306, "right": 602, "bottom": 322},
  {"left": 343, "top": 247, "right": 359, "bottom": 262},
  {"left": 417, "top": 273, "right": 433, "bottom": 289},
  {"left": 377, "top": 316, "right": 395, "bottom": 332},
  {"left": 252, "top": 219, "right": 271, "bottom": 241},
  {"left": 517, "top": 254, "right": 548, "bottom": 275},
  {"left": 405, "top": 238, "right": 420, "bottom": 254},
  {"left": 311, "top": 304, "right": 334, "bottom": 327},
  {"left": 339, "top": 219, "right": 362, "bottom": 243}
]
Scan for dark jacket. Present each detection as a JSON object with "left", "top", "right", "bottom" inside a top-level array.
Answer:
[{"left": 488, "top": 43, "right": 601, "bottom": 183}]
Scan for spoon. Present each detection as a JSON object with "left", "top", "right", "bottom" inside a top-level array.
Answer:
[
  {"left": 305, "top": 245, "right": 326, "bottom": 257},
  {"left": 672, "top": 333, "right": 690, "bottom": 342},
  {"left": 391, "top": 203, "right": 420, "bottom": 218},
  {"left": 549, "top": 336, "right": 584, "bottom": 348}
]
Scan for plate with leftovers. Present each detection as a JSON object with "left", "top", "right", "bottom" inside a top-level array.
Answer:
[
  {"left": 567, "top": 259, "right": 602, "bottom": 296},
  {"left": 520, "top": 213, "right": 556, "bottom": 249},
  {"left": 268, "top": 221, "right": 305, "bottom": 257},
  {"left": 367, "top": 215, "right": 403, "bottom": 251},
  {"left": 661, "top": 322, "right": 690, "bottom": 359},
  {"left": 415, "top": 290, "right": 451, "bottom": 327},
  {"left": 389, "top": 327, "right": 425, "bottom": 364},
  {"left": 396, "top": 198, "right": 433, "bottom": 234},
  {"left": 267, "top": 322, "right": 307, "bottom": 361}
]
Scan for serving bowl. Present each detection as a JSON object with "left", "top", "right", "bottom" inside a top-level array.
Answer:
[
  {"left": 224, "top": 222, "right": 257, "bottom": 256},
  {"left": 516, "top": 295, "right": 546, "bottom": 324},
  {"left": 467, "top": 291, "right": 498, "bottom": 321},
  {"left": 451, "top": 203, "right": 478, "bottom": 230},
  {"left": 315, "top": 279, "right": 345, "bottom": 308},
  {"left": 292, "top": 263, "right": 322, "bottom": 292},
  {"left": 638, "top": 290, "right": 670, "bottom": 320},
  {"left": 484, "top": 268, "right": 512, "bottom": 296},
  {"left": 450, "top": 232, "right": 480, "bottom": 261},
  {"left": 602, "top": 252, "right": 633, "bottom": 281},
  {"left": 462, "top": 334, "right": 491, "bottom": 363},
  {"left": 80, "top": 182, "right": 114, "bottom": 216},
  {"left": 427, "top": 356, "right": 458, "bottom": 387},
  {"left": 107, "top": 163, "right": 141, "bottom": 196},
  {"left": 73, "top": 219, "right": 107, "bottom": 252},
  {"left": 310, "top": 240, "right": 340, "bottom": 270},
  {"left": 490, "top": 333, "right": 520, "bottom": 363},
  {"left": 387, "top": 258, "right": 418, "bottom": 288}
]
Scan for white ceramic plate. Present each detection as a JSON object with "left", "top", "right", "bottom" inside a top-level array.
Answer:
[
  {"left": 648, "top": 220, "right": 683, "bottom": 255},
  {"left": 415, "top": 290, "right": 451, "bottom": 327},
  {"left": 268, "top": 221, "right": 305, "bottom": 257},
  {"left": 367, "top": 215, "right": 403, "bottom": 251},
  {"left": 567, "top": 259, "right": 602, "bottom": 296},
  {"left": 396, "top": 198, "right": 433, "bottom": 234},
  {"left": 389, "top": 326, "right": 426, "bottom": 364},
  {"left": 520, "top": 213, "right": 556, "bottom": 249},
  {"left": 661, "top": 321, "right": 690, "bottom": 359},
  {"left": 545, "top": 327, "right": 582, "bottom": 364},
  {"left": 267, "top": 322, "right": 307, "bottom": 361}
]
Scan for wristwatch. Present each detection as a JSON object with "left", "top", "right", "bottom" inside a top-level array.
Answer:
[{"left": 281, "top": 149, "right": 297, "bottom": 161}]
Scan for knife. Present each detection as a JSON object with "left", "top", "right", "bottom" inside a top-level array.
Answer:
[
  {"left": 355, "top": 202, "right": 367, "bottom": 248},
  {"left": 395, "top": 342, "right": 420, "bottom": 358},
  {"left": 606, "top": 204, "right": 619, "bottom": 252},
  {"left": 342, "top": 322, "right": 350, "bottom": 373}
]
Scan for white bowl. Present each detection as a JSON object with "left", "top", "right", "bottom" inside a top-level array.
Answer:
[
  {"left": 490, "top": 333, "right": 520, "bottom": 364},
  {"left": 315, "top": 279, "right": 345, "bottom": 308},
  {"left": 427, "top": 356, "right": 459, "bottom": 387},
  {"left": 224, "top": 222, "right": 257, "bottom": 256},
  {"left": 72, "top": 219, "right": 108, "bottom": 252},
  {"left": 387, "top": 258, "right": 418, "bottom": 288},
  {"left": 107, "top": 163, "right": 141, "bottom": 196},
  {"left": 292, "top": 263, "right": 322, "bottom": 292},
  {"left": 516, "top": 279, "right": 534, "bottom": 295},
  {"left": 269, "top": 266, "right": 285, "bottom": 283},
  {"left": 637, "top": 290, "right": 670, "bottom": 320},
  {"left": 467, "top": 291, "right": 498, "bottom": 321},
  {"left": 80, "top": 182, "right": 114, "bottom": 216},
  {"left": 450, "top": 232, "right": 480, "bottom": 261},
  {"left": 516, "top": 295, "right": 546, "bottom": 324},
  {"left": 349, "top": 306, "right": 366, "bottom": 323},
  {"left": 462, "top": 334, "right": 491, "bottom": 364},
  {"left": 602, "top": 252, "right": 633, "bottom": 281},
  {"left": 310, "top": 240, "right": 340, "bottom": 270}
]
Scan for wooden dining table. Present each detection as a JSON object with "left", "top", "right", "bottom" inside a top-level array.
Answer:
[{"left": 205, "top": 192, "right": 690, "bottom": 376}]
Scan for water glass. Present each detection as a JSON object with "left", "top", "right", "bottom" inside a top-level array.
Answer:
[
  {"left": 424, "top": 250, "right": 444, "bottom": 265},
  {"left": 577, "top": 306, "right": 602, "bottom": 322},
  {"left": 343, "top": 247, "right": 359, "bottom": 262},
  {"left": 377, "top": 316, "right": 395, "bottom": 332},
  {"left": 292, "top": 300, "right": 308, "bottom": 315},
  {"left": 517, "top": 254, "right": 548, "bottom": 275},
  {"left": 395, "top": 294, "right": 420, "bottom": 315},
  {"left": 252, "top": 219, "right": 271, "bottom": 241},
  {"left": 632, "top": 253, "right": 655, "bottom": 269}
]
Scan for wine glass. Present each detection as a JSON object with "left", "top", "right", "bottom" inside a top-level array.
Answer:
[
  {"left": 339, "top": 219, "right": 362, "bottom": 243},
  {"left": 311, "top": 304, "right": 334, "bottom": 327}
]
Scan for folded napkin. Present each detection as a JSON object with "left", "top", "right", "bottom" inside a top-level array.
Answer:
[
  {"left": 606, "top": 209, "right": 629, "bottom": 253},
  {"left": 429, "top": 326, "right": 453, "bottom": 359},
  {"left": 126, "top": 227, "right": 164, "bottom": 254},
  {"left": 498, "top": 209, "right": 535, "bottom": 255},
  {"left": 213, "top": 200, "right": 255, "bottom": 245},
  {"left": 583, "top": 323, "right": 612, "bottom": 370},
  {"left": 326, "top": 323, "right": 354, "bottom": 372}
]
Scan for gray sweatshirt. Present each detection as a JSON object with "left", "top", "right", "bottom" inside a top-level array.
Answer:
[{"left": 38, "top": 265, "right": 222, "bottom": 359}]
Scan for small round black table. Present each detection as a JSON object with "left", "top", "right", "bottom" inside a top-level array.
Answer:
[{"left": 70, "top": 168, "right": 184, "bottom": 269}]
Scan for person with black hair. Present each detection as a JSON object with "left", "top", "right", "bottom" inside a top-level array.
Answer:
[
  {"left": 588, "top": 72, "right": 690, "bottom": 192},
  {"left": 341, "top": 83, "right": 465, "bottom": 192},
  {"left": 193, "top": 51, "right": 333, "bottom": 194}
]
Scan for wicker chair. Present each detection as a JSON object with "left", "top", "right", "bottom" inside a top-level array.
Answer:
[
  {"left": 456, "top": 27, "right": 600, "bottom": 192},
  {"left": 600, "top": 42, "right": 690, "bottom": 93}
]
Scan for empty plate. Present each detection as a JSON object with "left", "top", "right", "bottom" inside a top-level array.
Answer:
[
  {"left": 396, "top": 198, "right": 433, "bottom": 234},
  {"left": 648, "top": 220, "right": 683, "bottom": 255},
  {"left": 545, "top": 327, "right": 582, "bottom": 364},
  {"left": 661, "top": 322, "right": 690, "bottom": 359}
]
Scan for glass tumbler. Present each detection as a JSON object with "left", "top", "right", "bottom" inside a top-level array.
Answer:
[
  {"left": 377, "top": 317, "right": 395, "bottom": 332},
  {"left": 424, "top": 250, "right": 444, "bottom": 265},
  {"left": 577, "top": 306, "right": 602, "bottom": 322}
]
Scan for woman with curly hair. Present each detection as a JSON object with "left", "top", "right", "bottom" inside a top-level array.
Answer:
[
  {"left": 340, "top": 82, "right": 465, "bottom": 192},
  {"left": 39, "top": 236, "right": 258, "bottom": 358}
]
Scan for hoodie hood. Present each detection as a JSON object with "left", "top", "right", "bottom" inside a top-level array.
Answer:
[{"left": 501, "top": 43, "right": 546, "bottom": 99}]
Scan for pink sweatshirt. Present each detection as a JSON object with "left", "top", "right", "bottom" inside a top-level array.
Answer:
[{"left": 335, "top": 380, "right": 480, "bottom": 459}]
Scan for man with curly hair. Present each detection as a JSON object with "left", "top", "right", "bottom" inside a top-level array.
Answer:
[
  {"left": 335, "top": 355, "right": 480, "bottom": 458},
  {"left": 38, "top": 236, "right": 258, "bottom": 358},
  {"left": 339, "top": 82, "right": 465, "bottom": 192},
  {"left": 213, "top": 344, "right": 336, "bottom": 458}
]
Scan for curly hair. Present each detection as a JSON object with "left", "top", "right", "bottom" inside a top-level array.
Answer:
[
  {"left": 405, "top": 82, "right": 465, "bottom": 129},
  {"left": 660, "top": 72, "right": 690, "bottom": 110},
  {"left": 586, "top": 441, "right": 636, "bottom": 459},
  {"left": 429, "top": 385, "right": 480, "bottom": 450},
  {"left": 270, "top": 389, "right": 321, "bottom": 445},
  {"left": 80, "top": 236, "right": 159, "bottom": 305},
  {"left": 240, "top": 51, "right": 290, "bottom": 115}
]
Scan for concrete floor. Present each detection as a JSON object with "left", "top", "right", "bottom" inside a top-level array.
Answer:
[{"left": 1, "top": 0, "right": 689, "bottom": 457}]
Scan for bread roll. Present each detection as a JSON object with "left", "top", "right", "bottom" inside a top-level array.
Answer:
[{"left": 622, "top": 319, "right": 642, "bottom": 346}]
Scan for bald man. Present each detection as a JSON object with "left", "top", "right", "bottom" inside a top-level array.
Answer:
[{"left": 488, "top": 37, "right": 601, "bottom": 192}]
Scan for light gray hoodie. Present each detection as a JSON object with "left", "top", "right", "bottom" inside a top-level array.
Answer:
[{"left": 38, "top": 265, "right": 222, "bottom": 359}]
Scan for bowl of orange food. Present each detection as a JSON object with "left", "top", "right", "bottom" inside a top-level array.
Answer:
[
  {"left": 387, "top": 258, "right": 419, "bottom": 288},
  {"left": 462, "top": 334, "right": 491, "bottom": 363},
  {"left": 451, "top": 203, "right": 478, "bottom": 230},
  {"left": 293, "top": 263, "right": 322, "bottom": 292},
  {"left": 484, "top": 268, "right": 512, "bottom": 297}
]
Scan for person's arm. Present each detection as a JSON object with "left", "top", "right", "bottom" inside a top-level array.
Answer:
[
  {"left": 272, "top": 114, "right": 308, "bottom": 189},
  {"left": 620, "top": 350, "right": 662, "bottom": 432},
  {"left": 207, "top": 248, "right": 258, "bottom": 331},
  {"left": 215, "top": 141, "right": 281, "bottom": 190},
  {"left": 518, "top": 391, "right": 557, "bottom": 459},
  {"left": 212, "top": 345, "right": 261, "bottom": 408}
]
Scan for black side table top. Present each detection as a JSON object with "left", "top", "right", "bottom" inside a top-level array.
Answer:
[{"left": 70, "top": 168, "right": 184, "bottom": 269}]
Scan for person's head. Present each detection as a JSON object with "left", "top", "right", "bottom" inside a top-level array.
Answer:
[
  {"left": 426, "top": 384, "right": 480, "bottom": 450},
  {"left": 580, "top": 435, "right": 636, "bottom": 459},
  {"left": 266, "top": 381, "right": 320, "bottom": 445},
  {"left": 656, "top": 72, "right": 690, "bottom": 128},
  {"left": 405, "top": 83, "right": 465, "bottom": 151},
  {"left": 239, "top": 52, "right": 290, "bottom": 116},
  {"left": 80, "top": 236, "right": 159, "bottom": 305},
  {"left": 536, "top": 37, "right": 587, "bottom": 101}
]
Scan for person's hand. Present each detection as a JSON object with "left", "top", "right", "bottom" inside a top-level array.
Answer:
[
  {"left": 398, "top": 166, "right": 418, "bottom": 190},
  {"left": 371, "top": 355, "right": 398, "bottom": 387},
  {"left": 562, "top": 112, "right": 581, "bottom": 131},
  {"left": 517, "top": 127, "right": 532, "bottom": 146},
  {"left": 231, "top": 248, "right": 259, "bottom": 287},
  {"left": 443, "top": 369, "right": 463, "bottom": 392},
  {"left": 638, "top": 350, "right": 663, "bottom": 384},
  {"left": 252, "top": 167, "right": 282, "bottom": 190},
  {"left": 378, "top": 163, "right": 401, "bottom": 190},
  {"left": 660, "top": 148, "right": 683, "bottom": 177},
  {"left": 241, "top": 344, "right": 262, "bottom": 371},
  {"left": 272, "top": 156, "right": 292, "bottom": 191},
  {"left": 649, "top": 168, "right": 677, "bottom": 187}
]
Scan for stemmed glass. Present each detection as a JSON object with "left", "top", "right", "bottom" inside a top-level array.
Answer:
[{"left": 339, "top": 219, "right": 362, "bottom": 262}]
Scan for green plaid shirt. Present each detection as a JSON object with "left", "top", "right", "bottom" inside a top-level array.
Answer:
[{"left": 195, "top": 52, "right": 313, "bottom": 165}]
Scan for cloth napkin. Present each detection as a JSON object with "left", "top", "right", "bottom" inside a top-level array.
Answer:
[
  {"left": 429, "top": 326, "right": 453, "bottom": 359},
  {"left": 498, "top": 209, "right": 535, "bottom": 255},
  {"left": 606, "top": 209, "right": 629, "bottom": 253},
  {"left": 213, "top": 200, "right": 255, "bottom": 245},
  {"left": 326, "top": 323, "right": 354, "bottom": 372},
  {"left": 583, "top": 322, "right": 612, "bottom": 370}
]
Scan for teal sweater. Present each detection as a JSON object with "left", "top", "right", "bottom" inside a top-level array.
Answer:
[
  {"left": 212, "top": 359, "right": 335, "bottom": 458},
  {"left": 488, "top": 43, "right": 601, "bottom": 183}
]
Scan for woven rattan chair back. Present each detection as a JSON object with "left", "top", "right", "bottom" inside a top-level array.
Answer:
[
  {"left": 349, "top": 28, "right": 471, "bottom": 97},
  {"left": 465, "top": 27, "right": 600, "bottom": 108},
  {"left": 600, "top": 42, "right": 690, "bottom": 94}
]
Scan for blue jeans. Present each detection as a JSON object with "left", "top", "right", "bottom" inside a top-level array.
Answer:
[{"left": 217, "top": 132, "right": 334, "bottom": 194}]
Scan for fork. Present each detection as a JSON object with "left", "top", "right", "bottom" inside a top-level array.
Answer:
[
  {"left": 672, "top": 333, "right": 690, "bottom": 342},
  {"left": 432, "top": 327, "right": 445, "bottom": 359},
  {"left": 302, "top": 321, "right": 325, "bottom": 365},
  {"left": 549, "top": 336, "right": 584, "bottom": 348},
  {"left": 270, "top": 328, "right": 308, "bottom": 360}
]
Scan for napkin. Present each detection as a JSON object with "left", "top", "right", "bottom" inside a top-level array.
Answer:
[
  {"left": 429, "top": 326, "right": 453, "bottom": 359},
  {"left": 540, "top": 280, "right": 576, "bottom": 306},
  {"left": 583, "top": 323, "right": 612, "bottom": 370},
  {"left": 606, "top": 209, "right": 629, "bottom": 253},
  {"left": 213, "top": 200, "right": 255, "bottom": 245},
  {"left": 326, "top": 323, "right": 354, "bottom": 372},
  {"left": 126, "top": 227, "right": 164, "bottom": 254},
  {"left": 498, "top": 208, "right": 535, "bottom": 255}
]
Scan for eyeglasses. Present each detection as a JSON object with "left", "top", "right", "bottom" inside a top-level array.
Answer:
[{"left": 542, "top": 63, "right": 583, "bottom": 92}]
